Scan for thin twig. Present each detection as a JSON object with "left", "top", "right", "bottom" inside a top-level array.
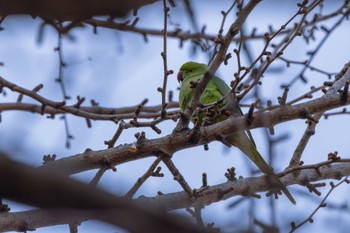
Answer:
[
  {"left": 89, "top": 167, "right": 107, "bottom": 186},
  {"left": 208, "top": 0, "right": 237, "bottom": 64},
  {"left": 56, "top": 32, "right": 73, "bottom": 148},
  {"left": 288, "top": 61, "right": 350, "bottom": 168},
  {"left": 174, "top": 0, "right": 262, "bottom": 131},
  {"left": 278, "top": 56, "right": 337, "bottom": 78},
  {"left": 0, "top": 77, "right": 179, "bottom": 122},
  {"left": 289, "top": 177, "right": 349, "bottom": 233},
  {"left": 160, "top": 0, "right": 173, "bottom": 118},
  {"left": 104, "top": 120, "right": 126, "bottom": 148},
  {"left": 286, "top": 6, "right": 350, "bottom": 87},
  {"left": 323, "top": 108, "right": 350, "bottom": 119},
  {"left": 125, "top": 157, "right": 162, "bottom": 199},
  {"left": 162, "top": 157, "right": 192, "bottom": 194},
  {"left": 0, "top": 102, "right": 180, "bottom": 119},
  {"left": 238, "top": 0, "right": 323, "bottom": 101},
  {"left": 79, "top": 3, "right": 346, "bottom": 44}
]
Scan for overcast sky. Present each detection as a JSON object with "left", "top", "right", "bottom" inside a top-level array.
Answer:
[{"left": 1, "top": 1, "right": 350, "bottom": 232}]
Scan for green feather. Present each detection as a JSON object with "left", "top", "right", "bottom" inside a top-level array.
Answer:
[
  {"left": 178, "top": 61, "right": 296, "bottom": 205},
  {"left": 211, "top": 76, "right": 256, "bottom": 147}
]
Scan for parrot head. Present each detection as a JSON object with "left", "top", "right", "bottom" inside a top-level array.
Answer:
[{"left": 177, "top": 62, "right": 208, "bottom": 83}]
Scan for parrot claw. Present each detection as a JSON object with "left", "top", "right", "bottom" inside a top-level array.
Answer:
[
  {"left": 173, "top": 112, "right": 191, "bottom": 132},
  {"left": 172, "top": 125, "right": 190, "bottom": 133}
]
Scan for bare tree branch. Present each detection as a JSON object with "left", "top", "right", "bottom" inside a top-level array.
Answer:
[
  {"left": 0, "top": 0, "right": 160, "bottom": 20},
  {"left": 1, "top": 1, "right": 349, "bottom": 232},
  {"left": 0, "top": 77, "right": 179, "bottom": 121},
  {"left": 3, "top": 161, "right": 350, "bottom": 231},
  {"left": 289, "top": 61, "right": 350, "bottom": 167},
  {"left": 0, "top": 102, "right": 179, "bottom": 119},
  {"left": 175, "top": 0, "right": 262, "bottom": 131},
  {"left": 36, "top": 92, "right": 350, "bottom": 175},
  {"left": 0, "top": 154, "right": 208, "bottom": 233}
]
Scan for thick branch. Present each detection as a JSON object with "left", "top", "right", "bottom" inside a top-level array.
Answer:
[
  {"left": 39, "top": 93, "right": 350, "bottom": 175},
  {"left": 137, "top": 162, "right": 350, "bottom": 210},
  {"left": 3, "top": 161, "right": 350, "bottom": 231},
  {"left": 0, "top": 154, "right": 207, "bottom": 233}
]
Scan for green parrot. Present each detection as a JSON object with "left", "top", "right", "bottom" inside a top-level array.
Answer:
[{"left": 177, "top": 61, "right": 296, "bottom": 205}]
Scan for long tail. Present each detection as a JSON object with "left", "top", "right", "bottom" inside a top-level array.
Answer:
[{"left": 227, "top": 133, "right": 296, "bottom": 205}]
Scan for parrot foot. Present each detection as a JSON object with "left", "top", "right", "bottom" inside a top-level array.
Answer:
[
  {"left": 172, "top": 112, "right": 191, "bottom": 133},
  {"left": 172, "top": 125, "right": 190, "bottom": 133}
]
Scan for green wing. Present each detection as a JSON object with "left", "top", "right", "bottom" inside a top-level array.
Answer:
[{"left": 211, "top": 77, "right": 256, "bottom": 147}]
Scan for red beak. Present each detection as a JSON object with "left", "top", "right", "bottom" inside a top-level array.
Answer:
[{"left": 177, "top": 71, "right": 183, "bottom": 83}]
